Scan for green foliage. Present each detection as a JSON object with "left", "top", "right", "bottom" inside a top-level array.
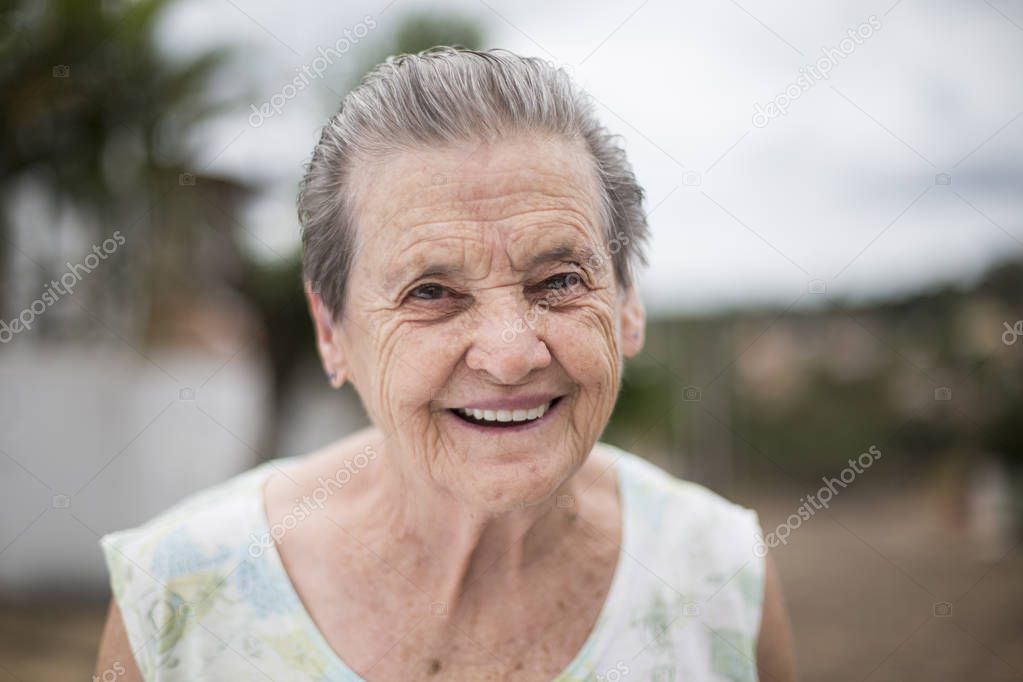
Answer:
[
  {"left": 0, "top": 0, "right": 239, "bottom": 322},
  {"left": 392, "top": 12, "right": 484, "bottom": 53},
  {"left": 0, "top": 0, "right": 232, "bottom": 206}
]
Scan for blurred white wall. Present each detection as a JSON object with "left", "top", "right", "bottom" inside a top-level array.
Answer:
[{"left": 0, "top": 346, "right": 270, "bottom": 594}]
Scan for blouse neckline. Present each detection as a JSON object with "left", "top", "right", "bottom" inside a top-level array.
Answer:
[{"left": 248, "top": 445, "right": 637, "bottom": 680}]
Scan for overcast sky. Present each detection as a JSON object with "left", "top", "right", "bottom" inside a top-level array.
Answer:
[{"left": 159, "top": 0, "right": 1023, "bottom": 315}]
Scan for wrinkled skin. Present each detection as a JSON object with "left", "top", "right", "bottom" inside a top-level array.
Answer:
[{"left": 308, "top": 132, "right": 645, "bottom": 515}]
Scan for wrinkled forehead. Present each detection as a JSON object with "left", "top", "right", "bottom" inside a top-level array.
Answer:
[{"left": 346, "top": 134, "right": 607, "bottom": 272}]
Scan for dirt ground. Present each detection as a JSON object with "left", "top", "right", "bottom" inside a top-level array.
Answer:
[
  {"left": 1, "top": 484, "right": 1020, "bottom": 681},
  {"left": 743, "top": 480, "right": 1023, "bottom": 682}
]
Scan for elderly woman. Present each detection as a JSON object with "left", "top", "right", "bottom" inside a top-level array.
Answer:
[{"left": 96, "top": 47, "right": 796, "bottom": 681}]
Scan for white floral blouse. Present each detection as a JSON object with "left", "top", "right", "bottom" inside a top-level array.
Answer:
[{"left": 100, "top": 443, "right": 765, "bottom": 681}]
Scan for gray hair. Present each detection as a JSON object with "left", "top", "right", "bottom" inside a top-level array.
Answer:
[{"left": 298, "top": 46, "right": 649, "bottom": 319}]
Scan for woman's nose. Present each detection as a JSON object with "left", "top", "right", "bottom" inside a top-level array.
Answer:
[{"left": 465, "top": 298, "right": 552, "bottom": 384}]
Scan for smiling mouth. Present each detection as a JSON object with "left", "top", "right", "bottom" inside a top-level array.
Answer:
[{"left": 449, "top": 396, "right": 563, "bottom": 428}]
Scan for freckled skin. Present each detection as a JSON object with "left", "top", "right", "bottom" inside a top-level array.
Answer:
[{"left": 333, "top": 133, "right": 636, "bottom": 511}]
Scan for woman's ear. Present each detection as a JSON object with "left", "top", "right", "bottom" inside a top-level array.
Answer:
[
  {"left": 620, "top": 286, "right": 646, "bottom": 358},
  {"left": 304, "top": 282, "right": 348, "bottom": 388}
]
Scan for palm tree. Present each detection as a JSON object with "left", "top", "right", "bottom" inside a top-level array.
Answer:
[{"left": 0, "top": 0, "right": 238, "bottom": 333}]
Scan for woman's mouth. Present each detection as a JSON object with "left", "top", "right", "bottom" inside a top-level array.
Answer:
[{"left": 448, "top": 396, "right": 564, "bottom": 430}]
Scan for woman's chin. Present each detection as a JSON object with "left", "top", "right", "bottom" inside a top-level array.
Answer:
[{"left": 451, "top": 456, "right": 573, "bottom": 513}]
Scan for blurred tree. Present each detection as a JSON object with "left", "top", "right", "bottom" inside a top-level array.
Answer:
[
  {"left": 389, "top": 11, "right": 484, "bottom": 57},
  {"left": 0, "top": 0, "right": 238, "bottom": 332}
]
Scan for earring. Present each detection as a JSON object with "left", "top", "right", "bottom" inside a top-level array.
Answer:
[{"left": 326, "top": 370, "right": 338, "bottom": 387}]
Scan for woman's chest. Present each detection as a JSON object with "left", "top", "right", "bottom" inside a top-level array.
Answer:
[{"left": 279, "top": 529, "right": 620, "bottom": 680}]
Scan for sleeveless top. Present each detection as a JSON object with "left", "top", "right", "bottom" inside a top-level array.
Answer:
[{"left": 100, "top": 443, "right": 765, "bottom": 681}]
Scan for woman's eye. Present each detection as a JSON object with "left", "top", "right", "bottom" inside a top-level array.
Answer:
[
  {"left": 541, "top": 272, "right": 584, "bottom": 291},
  {"left": 408, "top": 283, "right": 447, "bottom": 300}
]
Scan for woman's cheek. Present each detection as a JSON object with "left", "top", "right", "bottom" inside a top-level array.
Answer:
[
  {"left": 381, "top": 322, "right": 460, "bottom": 417},
  {"left": 554, "top": 301, "right": 619, "bottom": 367},
  {"left": 361, "top": 317, "right": 423, "bottom": 429},
  {"left": 549, "top": 307, "right": 620, "bottom": 403}
]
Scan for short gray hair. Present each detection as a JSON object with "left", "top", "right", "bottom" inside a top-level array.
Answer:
[{"left": 298, "top": 46, "right": 649, "bottom": 319}]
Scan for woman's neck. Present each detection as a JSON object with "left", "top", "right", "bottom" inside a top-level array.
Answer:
[{"left": 338, "top": 427, "right": 592, "bottom": 607}]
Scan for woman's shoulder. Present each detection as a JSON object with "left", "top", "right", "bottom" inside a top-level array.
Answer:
[
  {"left": 100, "top": 460, "right": 274, "bottom": 564},
  {"left": 601, "top": 442, "right": 764, "bottom": 577},
  {"left": 599, "top": 442, "right": 766, "bottom": 677},
  {"left": 97, "top": 458, "right": 320, "bottom": 679},
  {"left": 605, "top": 443, "right": 759, "bottom": 525},
  {"left": 98, "top": 460, "right": 280, "bottom": 623}
]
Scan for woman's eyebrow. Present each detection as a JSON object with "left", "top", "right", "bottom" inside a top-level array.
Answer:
[
  {"left": 387, "top": 243, "right": 598, "bottom": 289},
  {"left": 385, "top": 263, "right": 458, "bottom": 290},
  {"left": 523, "top": 243, "right": 598, "bottom": 269}
]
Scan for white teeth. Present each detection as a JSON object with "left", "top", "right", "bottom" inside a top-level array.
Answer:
[{"left": 458, "top": 400, "right": 553, "bottom": 423}]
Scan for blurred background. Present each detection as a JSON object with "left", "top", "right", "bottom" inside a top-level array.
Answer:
[{"left": 1, "top": 0, "right": 1021, "bottom": 679}]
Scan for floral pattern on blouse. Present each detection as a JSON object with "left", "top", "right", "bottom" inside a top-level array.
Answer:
[{"left": 101, "top": 444, "right": 765, "bottom": 681}]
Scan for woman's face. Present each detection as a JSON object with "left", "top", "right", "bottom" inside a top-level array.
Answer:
[{"left": 309, "top": 134, "right": 645, "bottom": 511}]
